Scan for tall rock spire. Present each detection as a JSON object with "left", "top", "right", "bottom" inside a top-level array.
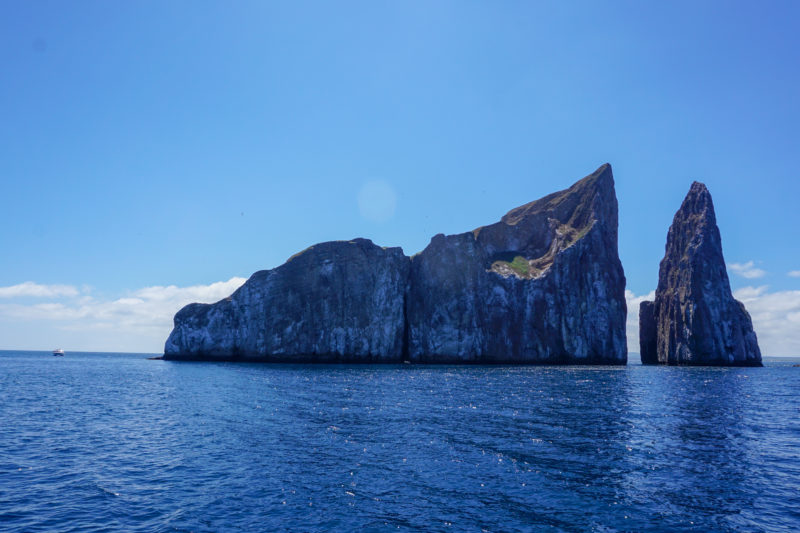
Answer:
[{"left": 640, "top": 182, "right": 762, "bottom": 366}]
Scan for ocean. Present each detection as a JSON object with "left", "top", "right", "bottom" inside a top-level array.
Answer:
[{"left": 1, "top": 351, "right": 798, "bottom": 532}]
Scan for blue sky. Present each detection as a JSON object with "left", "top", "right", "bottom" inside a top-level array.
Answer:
[{"left": 1, "top": 1, "right": 799, "bottom": 355}]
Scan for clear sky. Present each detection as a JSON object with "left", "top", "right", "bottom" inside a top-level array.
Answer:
[{"left": 2, "top": 1, "right": 799, "bottom": 355}]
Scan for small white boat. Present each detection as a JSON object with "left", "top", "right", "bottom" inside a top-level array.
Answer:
[{"left": 52, "top": 349, "right": 65, "bottom": 356}]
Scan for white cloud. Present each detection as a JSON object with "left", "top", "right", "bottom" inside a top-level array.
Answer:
[
  {"left": 133, "top": 278, "right": 246, "bottom": 302},
  {"left": 0, "top": 281, "right": 79, "bottom": 298},
  {"left": 788, "top": 270, "right": 800, "bottom": 278},
  {"left": 733, "top": 286, "right": 800, "bottom": 356},
  {"left": 0, "top": 277, "right": 247, "bottom": 353},
  {"left": 625, "top": 289, "right": 655, "bottom": 356},
  {"left": 728, "top": 261, "right": 766, "bottom": 279}
]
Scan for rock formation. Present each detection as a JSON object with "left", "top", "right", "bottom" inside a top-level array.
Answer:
[
  {"left": 165, "top": 164, "right": 628, "bottom": 364},
  {"left": 165, "top": 239, "right": 410, "bottom": 362},
  {"left": 639, "top": 182, "right": 762, "bottom": 366},
  {"left": 406, "top": 163, "right": 627, "bottom": 363}
]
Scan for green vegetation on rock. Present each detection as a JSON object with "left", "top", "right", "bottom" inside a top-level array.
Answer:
[
  {"left": 492, "top": 255, "right": 532, "bottom": 277},
  {"left": 509, "top": 256, "right": 530, "bottom": 276}
]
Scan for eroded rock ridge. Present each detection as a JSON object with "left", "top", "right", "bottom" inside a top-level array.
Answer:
[
  {"left": 407, "top": 163, "right": 627, "bottom": 363},
  {"left": 639, "top": 182, "right": 762, "bottom": 366}
]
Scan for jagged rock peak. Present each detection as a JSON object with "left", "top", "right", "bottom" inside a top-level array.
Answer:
[
  {"left": 664, "top": 181, "right": 718, "bottom": 250},
  {"left": 469, "top": 163, "right": 620, "bottom": 281},
  {"left": 500, "top": 163, "right": 614, "bottom": 225},
  {"left": 639, "top": 182, "right": 762, "bottom": 366},
  {"left": 496, "top": 163, "right": 618, "bottom": 252}
]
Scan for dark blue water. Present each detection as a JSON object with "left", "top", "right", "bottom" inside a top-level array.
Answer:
[{"left": 1, "top": 351, "right": 798, "bottom": 532}]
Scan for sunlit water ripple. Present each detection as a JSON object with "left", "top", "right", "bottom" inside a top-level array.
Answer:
[{"left": 1, "top": 351, "right": 798, "bottom": 532}]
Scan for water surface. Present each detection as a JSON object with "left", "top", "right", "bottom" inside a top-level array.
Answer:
[{"left": 1, "top": 351, "right": 798, "bottom": 532}]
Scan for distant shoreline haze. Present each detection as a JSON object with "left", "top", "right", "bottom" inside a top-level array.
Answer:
[{"left": 2, "top": 350, "right": 799, "bottom": 361}]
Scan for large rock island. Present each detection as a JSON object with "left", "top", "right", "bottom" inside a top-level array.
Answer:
[
  {"left": 639, "top": 182, "right": 762, "bottom": 366},
  {"left": 165, "top": 164, "right": 627, "bottom": 364}
]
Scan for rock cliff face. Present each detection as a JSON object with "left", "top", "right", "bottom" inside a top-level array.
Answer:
[
  {"left": 407, "top": 163, "right": 627, "bottom": 363},
  {"left": 639, "top": 182, "right": 762, "bottom": 366},
  {"left": 165, "top": 164, "right": 627, "bottom": 364},
  {"left": 164, "top": 239, "right": 410, "bottom": 362}
]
